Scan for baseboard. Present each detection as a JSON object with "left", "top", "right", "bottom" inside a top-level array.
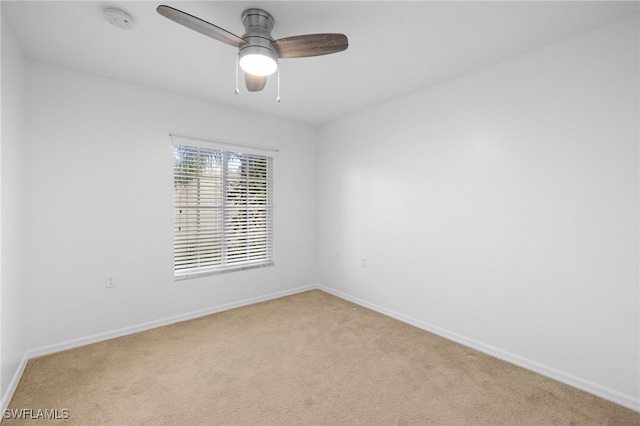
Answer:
[
  {"left": 0, "top": 284, "right": 316, "bottom": 413},
  {"left": 0, "top": 354, "right": 29, "bottom": 415},
  {"left": 318, "top": 285, "right": 640, "bottom": 413},
  {"left": 4, "top": 283, "right": 638, "bottom": 414}
]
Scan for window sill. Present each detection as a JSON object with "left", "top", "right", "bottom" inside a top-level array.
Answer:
[{"left": 175, "top": 261, "right": 275, "bottom": 281}]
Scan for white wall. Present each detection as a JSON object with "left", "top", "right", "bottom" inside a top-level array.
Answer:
[
  {"left": 24, "top": 61, "right": 318, "bottom": 350},
  {"left": 318, "top": 15, "right": 639, "bottom": 408},
  {"left": 1, "top": 17, "right": 28, "bottom": 399}
]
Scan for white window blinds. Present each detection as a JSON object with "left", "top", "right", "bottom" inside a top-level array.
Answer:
[{"left": 173, "top": 139, "right": 274, "bottom": 279}]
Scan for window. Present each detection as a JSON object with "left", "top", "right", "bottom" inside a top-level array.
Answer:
[{"left": 173, "top": 138, "right": 274, "bottom": 279}]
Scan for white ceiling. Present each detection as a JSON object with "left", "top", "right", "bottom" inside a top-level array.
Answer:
[{"left": 2, "top": 1, "right": 638, "bottom": 126}]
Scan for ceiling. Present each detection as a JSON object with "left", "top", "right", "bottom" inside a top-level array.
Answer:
[{"left": 2, "top": 1, "right": 638, "bottom": 126}]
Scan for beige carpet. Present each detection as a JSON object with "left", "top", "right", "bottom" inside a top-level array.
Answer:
[{"left": 4, "top": 290, "right": 639, "bottom": 425}]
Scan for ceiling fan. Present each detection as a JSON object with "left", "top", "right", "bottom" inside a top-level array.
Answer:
[{"left": 156, "top": 5, "right": 348, "bottom": 95}]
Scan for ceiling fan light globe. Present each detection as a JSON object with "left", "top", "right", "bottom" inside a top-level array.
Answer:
[
  {"left": 240, "top": 53, "right": 278, "bottom": 76},
  {"left": 239, "top": 45, "right": 278, "bottom": 76}
]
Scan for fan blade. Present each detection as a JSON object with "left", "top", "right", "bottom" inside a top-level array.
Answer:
[
  {"left": 245, "top": 73, "right": 268, "bottom": 92},
  {"left": 272, "top": 34, "right": 348, "bottom": 58},
  {"left": 157, "top": 5, "right": 246, "bottom": 48}
]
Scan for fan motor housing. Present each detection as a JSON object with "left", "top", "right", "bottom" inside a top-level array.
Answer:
[{"left": 240, "top": 8, "right": 277, "bottom": 54}]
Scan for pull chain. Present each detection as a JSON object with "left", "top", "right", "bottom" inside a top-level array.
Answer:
[
  {"left": 276, "top": 66, "right": 281, "bottom": 103},
  {"left": 235, "top": 53, "right": 240, "bottom": 95}
]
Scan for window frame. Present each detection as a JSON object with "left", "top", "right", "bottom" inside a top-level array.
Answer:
[{"left": 172, "top": 135, "right": 276, "bottom": 280}]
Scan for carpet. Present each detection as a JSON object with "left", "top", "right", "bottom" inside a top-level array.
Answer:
[{"left": 4, "top": 290, "right": 639, "bottom": 425}]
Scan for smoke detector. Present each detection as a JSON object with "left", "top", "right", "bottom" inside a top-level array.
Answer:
[{"left": 103, "top": 8, "right": 133, "bottom": 30}]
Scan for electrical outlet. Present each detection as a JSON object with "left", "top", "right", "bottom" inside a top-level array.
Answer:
[
  {"left": 361, "top": 257, "right": 367, "bottom": 268},
  {"left": 105, "top": 275, "right": 116, "bottom": 289}
]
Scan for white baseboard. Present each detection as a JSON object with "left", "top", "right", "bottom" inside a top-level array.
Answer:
[
  {"left": 0, "top": 354, "right": 29, "bottom": 415},
  {"left": 0, "top": 284, "right": 316, "bottom": 413},
  {"left": 3, "top": 283, "right": 638, "bottom": 415},
  {"left": 317, "top": 285, "right": 640, "bottom": 413}
]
